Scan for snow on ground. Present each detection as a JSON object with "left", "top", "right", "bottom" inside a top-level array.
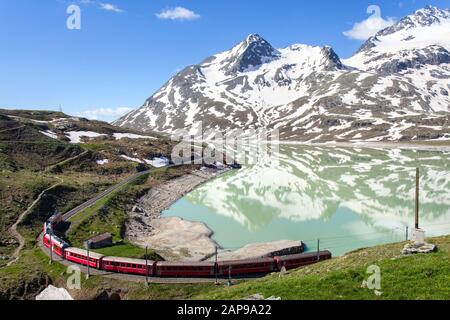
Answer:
[
  {"left": 66, "top": 131, "right": 106, "bottom": 144},
  {"left": 144, "top": 157, "right": 170, "bottom": 168},
  {"left": 113, "top": 133, "right": 156, "bottom": 140},
  {"left": 96, "top": 159, "right": 109, "bottom": 165},
  {"left": 120, "top": 155, "right": 144, "bottom": 163},
  {"left": 39, "top": 130, "right": 58, "bottom": 139},
  {"left": 36, "top": 285, "right": 73, "bottom": 300}
]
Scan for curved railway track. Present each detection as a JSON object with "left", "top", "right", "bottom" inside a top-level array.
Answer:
[{"left": 38, "top": 165, "right": 256, "bottom": 283}]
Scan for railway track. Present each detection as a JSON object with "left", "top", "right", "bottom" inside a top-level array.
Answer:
[{"left": 62, "top": 168, "right": 165, "bottom": 221}]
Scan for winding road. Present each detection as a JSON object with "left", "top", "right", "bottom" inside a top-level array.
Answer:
[{"left": 7, "top": 178, "right": 63, "bottom": 267}]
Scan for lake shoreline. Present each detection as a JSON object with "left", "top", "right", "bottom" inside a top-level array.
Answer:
[
  {"left": 274, "top": 140, "right": 450, "bottom": 151},
  {"left": 125, "top": 167, "right": 228, "bottom": 261},
  {"left": 125, "top": 166, "right": 305, "bottom": 262}
]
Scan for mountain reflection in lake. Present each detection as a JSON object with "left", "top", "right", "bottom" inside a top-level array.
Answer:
[{"left": 162, "top": 145, "right": 450, "bottom": 256}]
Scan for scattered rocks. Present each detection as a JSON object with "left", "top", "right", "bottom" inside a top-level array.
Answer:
[
  {"left": 402, "top": 242, "right": 437, "bottom": 255},
  {"left": 246, "top": 293, "right": 281, "bottom": 301}
]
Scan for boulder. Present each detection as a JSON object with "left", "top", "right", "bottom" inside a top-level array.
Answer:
[{"left": 402, "top": 242, "right": 437, "bottom": 255}]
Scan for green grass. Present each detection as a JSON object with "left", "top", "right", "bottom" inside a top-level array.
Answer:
[
  {"left": 66, "top": 173, "right": 152, "bottom": 255},
  {"left": 192, "top": 236, "right": 450, "bottom": 300}
]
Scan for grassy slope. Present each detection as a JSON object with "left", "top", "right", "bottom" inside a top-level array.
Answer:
[
  {"left": 193, "top": 236, "right": 450, "bottom": 300},
  {"left": 0, "top": 109, "right": 180, "bottom": 298},
  {"left": 66, "top": 166, "right": 198, "bottom": 260}
]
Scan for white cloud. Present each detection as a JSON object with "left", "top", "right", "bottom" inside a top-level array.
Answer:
[
  {"left": 76, "top": 1, "right": 125, "bottom": 13},
  {"left": 343, "top": 5, "right": 396, "bottom": 41},
  {"left": 78, "top": 107, "right": 133, "bottom": 120},
  {"left": 156, "top": 7, "right": 200, "bottom": 21},
  {"left": 99, "top": 3, "right": 124, "bottom": 13}
]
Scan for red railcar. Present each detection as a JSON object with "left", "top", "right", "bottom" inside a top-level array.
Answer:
[
  {"left": 65, "top": 247, "right": 104, "bottom": 269},
  {"left": 102, "top": 257, "right": 155, "bottom": 276},
  {"left": 274, "top": 251, "right": 332, "bottom": 271},
  {"left": 43, "top": 233, "right": 69, "bottom": 257},
  {"left": 154, "top": 261, "right": 216, "bottom": 277},
  {"left": 43, "top": 214, "right": 63, "bottom": 233},
  {"left": 217, "top": 258, "right": 276, "bottom": 276}
]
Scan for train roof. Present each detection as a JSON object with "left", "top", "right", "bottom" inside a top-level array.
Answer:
[
  {"left": 274, "top": 251, "right": 332, "bottom": 261},
  {"left": 65, "top": 247, "right": 104, "bottom": 259},
  {"left": 44, "top": 233, "right": 69, "bottom": 247},
  {"left": 156, "top": 261, "right": 216, "bottom": 267},
  {"left": 103, "top": 256, "right": 154, "bottom": 265},
  {"left": 217, "top": 257, "right": 275, "bottom": 265}
]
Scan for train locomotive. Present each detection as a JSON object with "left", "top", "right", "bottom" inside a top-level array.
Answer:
[{"left": 42, "top": 217, "right": 332, "bottom": 278}]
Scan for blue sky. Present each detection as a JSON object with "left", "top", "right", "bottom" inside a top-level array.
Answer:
[{"left": 1, "top": 0, "right": 449, "bottom": 122}]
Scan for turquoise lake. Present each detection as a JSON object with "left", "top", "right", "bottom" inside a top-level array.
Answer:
[{"left": 163, "top": 145, "right": 450, "bottom": 256}]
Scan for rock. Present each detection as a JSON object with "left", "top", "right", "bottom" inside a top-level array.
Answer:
[
  {"left": 402, "top": 242, "right": 437, "bottom": 255},
  {"left": 246, "top": 293, "right": 281, "bottom": 300},
  {"left": 36, "top": 285, "right": 73, "bottom": 300},
  {"left": 246, "top": 293, "right": 265, "bottom": 300}
]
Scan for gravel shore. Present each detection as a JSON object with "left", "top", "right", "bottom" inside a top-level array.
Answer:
[{"left": 125, "top": 167, "right": 227, "bottom": 261}]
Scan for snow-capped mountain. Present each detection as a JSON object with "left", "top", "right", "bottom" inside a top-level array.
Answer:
[
  {"left": 114, "top": 6, "right": 450, "bottom": 142},
  {"left": 344, "top": 5, "right": 450, "bottom": 113}
]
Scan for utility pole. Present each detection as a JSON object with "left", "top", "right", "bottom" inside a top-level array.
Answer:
[
  {"left": 214, "top": 247, "right": 218, "bottom": 285},
  {"left": 145, "top": 246, "right": 149, "bottom": 287},
  {"left": 316, "top": 239, "right": 320, "bottom": 262},
  {"left": 86, "top": 240, "right": 91, "bottom": 280},
  {"left": 415, "top": 167, "right": 420, "bottom": 230},
  {"left": 49, "top": 230, "right": 53, "bottom": 265}
]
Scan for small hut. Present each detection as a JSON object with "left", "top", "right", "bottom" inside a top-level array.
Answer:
[{"left": 84, "top": 233, "right": 112, "bottom": 249}]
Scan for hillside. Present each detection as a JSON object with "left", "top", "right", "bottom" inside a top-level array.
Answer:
[
  {"left": 0, "top": 109, "right": 177, "bottom": 271},
  {"left": 193, "top": 235, "right": 450, "bottom": 300},
  {"left": 114, "top": 6, "right": 450, "bottom": 143}
]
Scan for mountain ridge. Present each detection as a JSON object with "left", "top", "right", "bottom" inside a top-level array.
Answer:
[{"left": 114, "top": 6, "right": 450, "bottom": 143}]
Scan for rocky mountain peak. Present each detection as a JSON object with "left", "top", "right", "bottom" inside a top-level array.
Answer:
[
  {"left": 320, "top": 46, "right": 345, "bottom": 70},
  {"left": 357, "top": 6, "right": 450, "bottom": 54},
  {"left": 221, "top": 33, "right": 280, "bottom": 74}
]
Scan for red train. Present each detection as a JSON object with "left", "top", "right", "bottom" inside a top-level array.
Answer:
[
  {"left": 43, "top": 233, "right": 69, "bottom": 257},
  {"left": 43, "top": 214, "right": 63, "bottom": 234},
  {"left": 42, "top": 219, "right": 332, "bottom": 278}
]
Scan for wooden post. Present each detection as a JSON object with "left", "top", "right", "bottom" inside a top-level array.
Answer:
[
  {"left": 49, "top": 229, "right": 53, "bottom": 265},
  {"left": 214, "top": 247, "right": 218, "bottom": 285},
  {"left": 317, "top": 239, "right": 320, "bottom": 262},
  {"left": 415, "top": 168, "right": 420, "bottom": 230},
  {"left": 145, "top": 246, "right": 149, "bottom": 287}
]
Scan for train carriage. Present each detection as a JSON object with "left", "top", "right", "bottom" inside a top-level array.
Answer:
[
  {"left": 217, "top": 257, "right": 276, "bottom": 276},
  {"left": 43, "top": 233, "right": 69, "bottom": 257},
  {"left": 154, "top": 261, "right": 216, "bottom": 278},
  {"left": 274, "top": 251, "right": 332, "bottom": 271},
  {"left": 102, "top": 257, "right": 155, "bottom": 276},
  {"left": 65, "top": 247, "right": 104, "bottom": 269},
  {"left": 43, "top": 214, "right": 63, "bottom": 233}
]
